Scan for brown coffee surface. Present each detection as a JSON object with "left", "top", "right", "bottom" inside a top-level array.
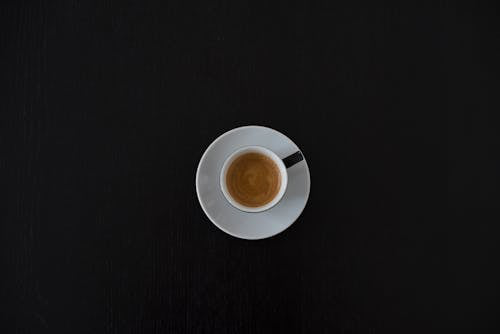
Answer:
[{"left": 226, "top": 152, "right": 281, "bottom": 207}]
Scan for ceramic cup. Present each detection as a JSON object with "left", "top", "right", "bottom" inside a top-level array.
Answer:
[{"left": 220, "top": 145, "right": 303, "bottom": 213}]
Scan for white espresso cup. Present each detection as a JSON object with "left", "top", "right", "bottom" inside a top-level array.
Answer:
[{"left": 220, "top": 145, "right": 303, "bottom": 213}]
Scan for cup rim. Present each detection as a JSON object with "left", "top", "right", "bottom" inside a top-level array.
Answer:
[{"left": 219, "top": 145, "right": 288, "bottom": 213}]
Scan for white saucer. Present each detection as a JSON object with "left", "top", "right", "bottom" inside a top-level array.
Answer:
[{"left": 196, "top": 126, "right": 311, "bottom": 239}]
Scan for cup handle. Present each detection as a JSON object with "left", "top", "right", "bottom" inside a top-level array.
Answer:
[{"left": 282, "top": 151, "right": 304, "bottom": 168}]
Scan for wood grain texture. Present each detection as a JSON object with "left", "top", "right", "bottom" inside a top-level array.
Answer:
[{"left": 1, "top": 1, "right": 499, "bottom": 333}]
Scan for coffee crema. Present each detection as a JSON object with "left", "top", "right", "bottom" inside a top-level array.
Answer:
[{"left": 225, "top": 152, "right": 281, "bottom": 208}]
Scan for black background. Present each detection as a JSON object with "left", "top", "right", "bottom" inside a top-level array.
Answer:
[{"left": 1, "top": 1, "right": 499, "bottom": 333}]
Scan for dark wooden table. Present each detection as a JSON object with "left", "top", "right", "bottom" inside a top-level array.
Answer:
[{"left": 1, "top": 1, "right": 498, "bottom": 333}]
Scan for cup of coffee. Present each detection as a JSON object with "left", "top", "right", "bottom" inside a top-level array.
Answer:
[{"left": 220, "top": 146, "right": 303, "bottom": 212}]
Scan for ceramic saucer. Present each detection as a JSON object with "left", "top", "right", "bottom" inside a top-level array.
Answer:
[{"left": 195, "top": 125, "right": 311, "bottom": 239}]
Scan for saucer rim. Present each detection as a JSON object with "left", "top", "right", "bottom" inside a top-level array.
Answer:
[{"left": 195, "top": 125, "right": 311, "bottom": 240}]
